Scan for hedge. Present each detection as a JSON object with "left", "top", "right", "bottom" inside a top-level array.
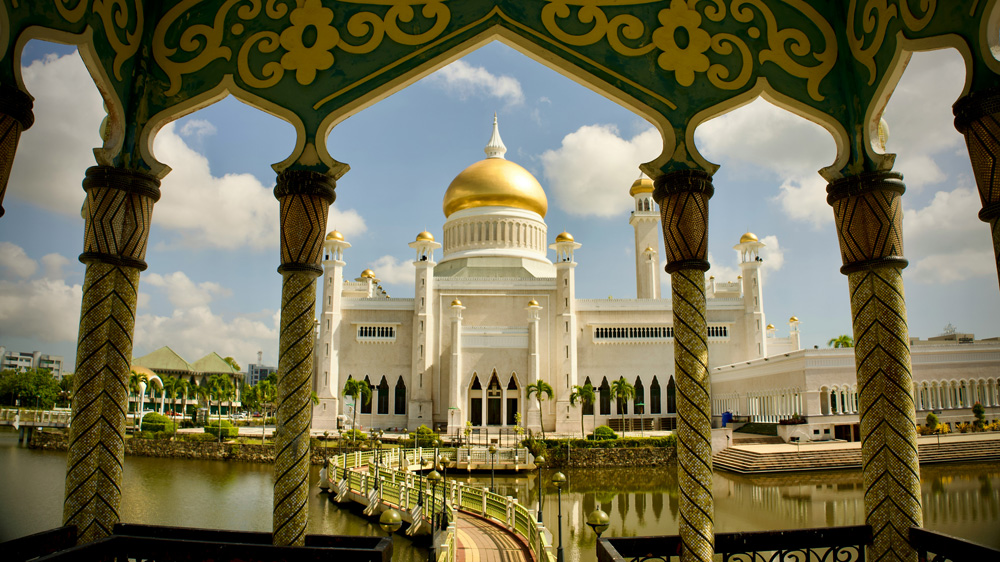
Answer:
[
  {"left": 527, "top": 435, "right": 676, "bottom": 450},
  {"left": 141, "top": 412, "right": 176, "bottom": 433},
  {"left": 204, "top": 420, "right": 239, "bottom": 439}
]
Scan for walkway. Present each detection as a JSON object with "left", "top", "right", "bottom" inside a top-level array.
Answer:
[{"left": 456, "top": 512, "right": 533, "bottom": 562}]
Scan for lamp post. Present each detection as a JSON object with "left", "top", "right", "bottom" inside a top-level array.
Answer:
[
  {"left": 427, "top": 469, "right": 442, "bottom": 531},
  {"left": 534, "top": 454, "right": 546, "bottom": 523},
  {"left": 379, "top": 507, "right": 402, "bottom": 537},
  {"left": 373, "top": 439, "right": 382, "bottom": 491},
  {"left": 636, "top": 402, "right": 644, "bottom": 438},
  {"left": 488, "top": 444, "right": 498, "bottom": 492},
  {"left": 552, "top": 472, "right": 566, "bottom": 562},
  {"left": 586, "top": 508, "right": 610, "bottom": 538},
  {"left": 437, "top": 462, "right": 449, "bottom": 530}
]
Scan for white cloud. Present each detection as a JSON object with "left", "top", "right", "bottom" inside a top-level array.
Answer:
[
  {"left": 774, "top": 175, "right": 831, "bottom": 228},
  {"left": 0, "top": 244, "right": 81, "bottom": 343},
  {"left": 9, "top": 53, "right": 104, "bottom": 215},
  {"left": 0, "top": 242, "right": 38, "bottom": 278},
  {"left": 706, "top": 252, "right": 740, "bottom": 284},
  {"left": 541, "top": 125, "right": 661, "bottom": 217},
  {"left": 144, "top": 271, "right": 232, "bottom": 309},
  {"left": 178, "top": 119, "right": 217, "bottom": 140},
  {"left": 429, "top": 60, "right": 524, "bottom": 106},
  {"left": 904, "top": 186, "right": 995, "bottom": 283},
  {"left": 759, "top": 235, "right": 785, "bottom": 276},
  {"left": 368, "top": 255, "right": 414, "bottom": 286}
]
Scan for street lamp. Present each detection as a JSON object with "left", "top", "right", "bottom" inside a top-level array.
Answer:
[
  {"left": 373, "top": 439, "right": 382, "bottom": 491},
  {"left": 534, "top": 454, "right": 546, "bottom": 523},
  {"left": 379, "top": 507, "right": 402, "bottom": 536},
  {"left": 488, "top": 444, "right": 497, "bottom": 492},
  {"left": 586, "top": 509, "right": 610, "bottom": 538},
  {"left": 552, "top": 472, "right": 567, "bottom": 562},
  {"left": 437, "top": 462, "right": 449, "bottom": 530},
  {"left": 427, "top": 469, "right": 442, "bottom": 531},
  {"left": 636, "top": 402, "right": 644, "bottom": 437}
]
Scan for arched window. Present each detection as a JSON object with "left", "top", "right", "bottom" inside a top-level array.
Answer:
[
  {"left": 666, "top": 376, "right": 676, "bottom": 414},
  {"left": 394, "top": 377, "right": 406, "bottom": 415},
  {"left": 650, "top": 377, "right": 661, "bottom": 415},
  {"left": 599, "top": 377, "right": 611, "bottom": 416},
  {"left": 582, "top": 377, "right": 594, "bottom": 416},
  {"left": 634, "top": 377, "right": 645, "bottom": 415},
  {"left": 377, "top": 376, "right": 389, "bottom": 415},
  {"left": 361, "top": 376, "right": 373, "bottom": 414}
]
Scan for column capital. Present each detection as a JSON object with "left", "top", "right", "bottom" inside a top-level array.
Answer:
[
  {"left": 953, "top": 86, "right": 1000, "bottom": 134},
  {"left": 274, "top": 170, "right": 337, "bottom": 276},
  {"left": 0, "top": 84, "right": 34, "bottom": 129},
  {"left": 827, "top": 170, "right": 908, "bottom": 275},
  {"left": 653, "top": 170, "right": 713, "bottom": 273},
  {"left": 79, "top": 166, "right": 161, "bottom": 271}
]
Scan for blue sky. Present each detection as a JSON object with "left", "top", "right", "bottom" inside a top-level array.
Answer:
[{"left": 1, "top": 39, "right": 997, "bottom": 372}]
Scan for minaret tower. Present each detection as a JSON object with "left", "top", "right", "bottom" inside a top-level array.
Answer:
[
  {"left": 550, "top": 232, "right": 581, "bottom": 433},
  {"left": 409, "top": 231, "right": 441, "bottom": 429},
  {"left": 313, "top": 230, "right": 350, "bottom": 429},
  {"left": 629, "top": 173, "right": 661, "bottom": 298},
  {"left": 526, "top": 299, "right": 543, "bottom": 434},
  {"left": 735, "top": 232, "right": 767, "bottom": 358}
]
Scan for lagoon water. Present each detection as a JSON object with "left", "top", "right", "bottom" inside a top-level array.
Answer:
[{"left": 1, "top": 432, "right": 997, "bottom": 561}]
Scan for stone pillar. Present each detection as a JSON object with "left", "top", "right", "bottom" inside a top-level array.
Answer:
[
  {"left": 272, "top": 170, "right": 335, "bottom": 546},
  {"left": 954, "top": 88, "right": 1000, "bottom": 293},
  {"left": 0, "top": 85, "right": 34, "bottom": 217},
  {"left": 827, "top": 171, "right": 921, "bottom": 562},
  {"left": 448, "top": 300, "right": 464, "bottom": 435},
  {"left": 526, "top": 300, "right": 542, "bottom": 434},
  {"left": 653, "top": 170, "right": 714, "bottom": 562},
  {"left": 63, "top": 166, "right": 160, "bottom": 543}
]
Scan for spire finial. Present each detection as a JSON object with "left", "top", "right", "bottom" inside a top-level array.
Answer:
[{"left": 485, "top": 112, "right": 507, "bottom": 159}]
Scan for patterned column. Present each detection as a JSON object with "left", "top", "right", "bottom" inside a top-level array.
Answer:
[
  {"left": 954, "top": 88, "right": 1000, "bottom": 294},
  {"left": 827, "top": 171, "right": 921, "bottom": 562},
  {"left": 654, "top": 170, "right": 714, "bottom": 562},
  {"left": 63, "top": 166, "right": 160, "bottom": 543},
  {"left": 272, "top": 169, "right": 335, "bottom": 546},
  {"left": 0, "top": 85, "right": 34, "bottom": 217}
]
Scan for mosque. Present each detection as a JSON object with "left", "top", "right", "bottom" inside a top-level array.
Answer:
[{"left": 309, "top": 117, "right": 804, "bottom": 436}]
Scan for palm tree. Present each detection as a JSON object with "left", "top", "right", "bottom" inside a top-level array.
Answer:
[
  {"left": 828, "top": 335, "right": 854, "bottom": 348},
  {"left": 178, "top": 378, "right": 191, "bottom": 422},
  {"left": 128, "top": 370, "right": 148, "bottom": 432},
  {"left": 570, "top": 383, "right": 596, "bottom": 438},
  {"left": 161, "top": 375, "right": 179, "bottom": 416},
  {"left": 223, "top": 356, "right": 241, "bottom": 372},
  {"left": 208, "top": 374, "right": 234, "bottom": 441},
  {"left": 610, "top": 377, "right": 635, "bottom": 437},
  {"left": 526, "top": 380, "right": 554, "bottom": 439},
  {"left": 342, "top": 378, "right": 371, "bottom": 439},
  {"left": 194, "top": 382, "right": 211, "bottom": 423},
  {"left": 257, "top": 380, "right": 276, "bottom": 444}
]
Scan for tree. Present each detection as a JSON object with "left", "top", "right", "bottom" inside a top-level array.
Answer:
[
  {"left": 610, "top": 377, "right": 635, "bottom": 437},
  {"left": 223, "top": 356, "right": 241, "bottom": 372},
  {"left": 342, "top": 378, "right": 371, "bottom": 439},
  {"left": 828, "top": 335, "right": 854, "bottom": 348},
  {"left": 255, "top": 380, "right": 276, "bottom": 444},
  {"left": 178, "top": 378, "right": 191, "bottom": 420},
  {"left": 0, "top": 368, "right": 61, "bottom": 409},
  {"left": 161, "top": 375, "right": 179, "bottom": 416},
  {"left": 973, "top": 401, "right": 986, "bottom": 430},
  {"left": 570, "top": 383, "right": 596, "bottom": 438},
  {"left": 128, "top": 370, "right": 149, "bottom": 432},
  {"left": 208, "top": 374, "right": 234, "bottom": 441},
  {"left": 926, "top": 412, "right": 940, "bottom": 432},
  {"left": 526, "top": 380, "right": 554, "bottom": 439}
]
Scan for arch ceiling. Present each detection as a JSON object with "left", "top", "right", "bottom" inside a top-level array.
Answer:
[{"left": 3, "top": 1, "right": 997, "bottom": 180}]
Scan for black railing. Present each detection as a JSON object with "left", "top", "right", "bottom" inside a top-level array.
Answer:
[
  {"left": 6, "top": 524, "right": 391, "bottom": 562},
  {"left": 909, "top": 526, "right": 1000, "bottom": 562},
  {"left": 597, "top": 525, "right": 871, "bottom": 562}
]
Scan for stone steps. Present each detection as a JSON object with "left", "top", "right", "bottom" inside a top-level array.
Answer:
[{"left": 714, "top": 438, "right": 1000, "bottom": 473}]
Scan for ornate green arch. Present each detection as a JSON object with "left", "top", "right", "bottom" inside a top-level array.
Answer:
[{"left": 3, "top": 1, "right": 997, "bottom": 181}]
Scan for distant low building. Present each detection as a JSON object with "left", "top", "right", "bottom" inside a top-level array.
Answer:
[
  {"left": 0, "top": 347, "right": 65, "bottom": 378},
  {"left": 246, "top": 363, "right": 277, "bottom": 387},
  {"left": 130, "top": 346, "right": 243, "bottom": 414}
]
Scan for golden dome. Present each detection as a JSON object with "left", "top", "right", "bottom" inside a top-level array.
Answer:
[
  {"left": 451, "top": 299, "right": 462, "bottom": 307},
  {"left": 528, "top": 299, "right": 539, "bottom": 307},
  {"left": 326, "top": 230, "right": 344, "bottom": 241},
  {"left": 555, "top": 231, "right": 574, "bottom": 243},
  {"left": 644, "top": 246, "right": 655, "bottom": 253},
  {"left": 443, "top": 158, "right": 548, "bottom": 218},
  {"left": 740, "top": 232, "right": 759, "bottom": 244},
  {"left": 629, "top": 176, "right": 654, "bottom": 196},
  {"left": 361, "top": 269, "right": 375, "bottom": 278},
  {"left": 416, "top": 230, "right": 435, "bottom": 242},
  {"left": 789, "top": 316, "right": 799, "bottom": 323},
  {"left": 766, "top": 324, "right": 775, "bottom": 330}
]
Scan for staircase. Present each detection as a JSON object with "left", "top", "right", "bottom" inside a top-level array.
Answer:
[{"left": 714, "top": 438, "right": 1000, "bottom": 474}]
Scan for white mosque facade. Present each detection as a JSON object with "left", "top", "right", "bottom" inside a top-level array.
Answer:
[{"left": 310, "top": 119, "right": 1000, "bottom": 439}]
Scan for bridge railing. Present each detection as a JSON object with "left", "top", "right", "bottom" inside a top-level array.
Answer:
[{"left": 0, "top": 408, "right": 71, "bottom": 425}]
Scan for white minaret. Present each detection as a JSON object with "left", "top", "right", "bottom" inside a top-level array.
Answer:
[
  {"left": 447, "top": 298, "right": 464, "bottom": 434},
  {"left": 409, "top": 231, "right": 441, "bottom": 429},
  {"left": 550, "top": 232, "right": 581, "bottom": 434},
  {"left": 735, "top": 232, "right": 766, "bottom": 358},
  {"left": 526, "top": 299, "right": 543, "bottom": 434},
  {"left": 789, "top": 316, "right": 801, "bottom": 350},
  {"left": 629, "top": 173, "right": 661, "bottom": 298},
  {"left": 313, "top": 230, "right": 350, "bottom": 430}
]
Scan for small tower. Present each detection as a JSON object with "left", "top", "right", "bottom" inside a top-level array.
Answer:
[
  {"left": 356, "top": 268, "right": 378, "bottom": 297},
  {"left": 550, "top": 232, "right": 581, "bottom": 433},
  {"left": 735, "top": 232, "right": 766, "bottom": 358},
  {"left": 409, "top": 231, "right": 441, "bottom": 430},
  {"left": 314, "top": 230, "right": 350, "bottom": 430},
  {"left": 629, "top": 173, "right": 660, "bottom": 298},
  {"left": 789, "top": 316, "right": 801, "bottom": 350}
]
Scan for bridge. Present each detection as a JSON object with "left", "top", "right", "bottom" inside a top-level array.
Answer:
[
  {"left": 0, "top": 408, "right": 71, "bottom": 443},
  {"left": 323, "top": 446, "right": 553, "bottom": 562}
]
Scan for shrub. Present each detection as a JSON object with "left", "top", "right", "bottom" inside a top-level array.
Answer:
[
  {"left": 410, "top": 425, "right": 438, "bottom": 447},
  {"left": 204, "top": 420, "right": 238, "bottom": 439},
  {"left": 926, "top": 412, "right": 939, "bottom": 431},
  {"left": 591, "top": 425, "right": 618, "bottom": 440},
  {"left": 341, "top": 429, "right": 367, "bottom": 443},
  {"left": 141, "top": 412, "right": 176, "bottom": 433},
  {"left": 182, "top": 432, "right": 219, "bottom": 443},
  {"left": 973, "top": 402, "right": 986, "bottom": 430}
]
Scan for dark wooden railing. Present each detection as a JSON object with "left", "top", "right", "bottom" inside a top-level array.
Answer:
[
  {"left": 5, "top": 524, "right": 391, "bottom": 562},
  {"left": 909, "top": 526, "right": 1000, "bottom": 562}
]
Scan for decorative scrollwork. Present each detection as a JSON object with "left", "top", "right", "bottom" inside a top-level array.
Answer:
[
  {"left": 52, "top": 0, "right": 143, "bottom": 81},
  {"left": 848, "top": 0, "right": 938, "bottom": 85}
]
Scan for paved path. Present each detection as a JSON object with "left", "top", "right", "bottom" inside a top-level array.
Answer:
[{"left": 456, "top": 511, "right": 533, "bottom": 562}]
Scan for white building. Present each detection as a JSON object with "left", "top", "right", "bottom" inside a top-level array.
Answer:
[
  {"left": 0, "top": 347, "right": 65, "bottom": 379},
  {"left": 310, "top": 118, "right": 801, "bottom": 435}
]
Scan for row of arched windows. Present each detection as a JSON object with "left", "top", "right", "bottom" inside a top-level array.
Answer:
[
  {"left": 590, "top": 376, "right": 676, "bottom": 416},
  {"left": 594, "top": 326, "right": 672, "bottom": 340},
  {"left": 357, "top": 326, "right": 395, "bottom": 339},
  {"left": 347, "top": 375, "right": 406, "bottom": 415}
]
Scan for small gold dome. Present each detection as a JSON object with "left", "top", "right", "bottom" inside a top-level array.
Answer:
[
  {"left": 528, "top": 299, "right": 539, "bottom": 307},
  {"left": 766, "top": 324, "right": 775, "bottom": 330},
  {"left": 443, "top": 158, "right": 548, "bottom": 218},
  {"left": 555, "top": 231, "right": 574, "bottom": 243},
  {"left": 644, "top": 246, "right": 655, "bottom": 253},
  {"left": 451, "top": 299, "right": 462, "bottom": 307},
  {"left": 361, "top": 269, "right": 375, "bottom": 278},
  {"left": 326, "top": 230, "right": 344, "bottom": 241},
  {"left": 740, "top": 232, "right": 759, "bottom": 244},
  {"left": 629, "top": 176, "right": 654, "bottom": 196},
  {"left": 709, "top": 275, "right": 715, "bottom": 280},
  {"left": 416, "top": 231, "right": 435, "bottom": 242},
  {"left": 789, "top": 316, "right": 799, "bottom": 323}
]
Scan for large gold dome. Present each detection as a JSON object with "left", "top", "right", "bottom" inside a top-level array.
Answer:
[{"left": 443, "top": 158, "right": 548, "bottom": 218}]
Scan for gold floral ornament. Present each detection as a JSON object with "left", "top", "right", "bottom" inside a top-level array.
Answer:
[
  {"left": 652, "top": 0, "right": 712, "bottom": 87},
  {"left": 280, "top": 0, "right": 340, "bottom": 85}
]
